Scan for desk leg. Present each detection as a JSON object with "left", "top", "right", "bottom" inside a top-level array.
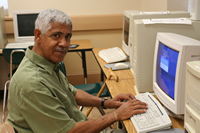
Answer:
[
  {"left": 101, "top": 69, "right": 104, "bottom": 82},
  {"left": 81, "top": 51, "right": 87, "bottom": 84}
]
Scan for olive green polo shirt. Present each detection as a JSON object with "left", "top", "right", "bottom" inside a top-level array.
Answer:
[{"left": 7, "top": 46, "right": 87, "bottom": 133}]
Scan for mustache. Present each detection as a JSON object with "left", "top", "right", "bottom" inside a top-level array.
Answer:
[{"left": 54, "top": 47, "right": 68, "bottom": 53}]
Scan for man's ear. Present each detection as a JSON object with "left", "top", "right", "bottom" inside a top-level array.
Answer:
[{"left": 34, "top": 29, "right": 42, "bottom": 43}]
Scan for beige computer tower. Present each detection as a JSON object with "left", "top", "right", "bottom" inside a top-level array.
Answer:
[
  {"left": 130, "top": 19, "right": 200, "bottom": 93},
  {"left": 0, "top": 6, "right": 7, "bottom": 49},
  {"left": 185, "top": 61, "right": 200, "bottom": 133}
]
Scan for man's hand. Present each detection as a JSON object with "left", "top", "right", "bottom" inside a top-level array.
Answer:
[
  {"left": 114, "top": 99, "right": 148, "bottom": 121},
  {"left": 104, "top": 93, "right": 136, "bottom": 109},
  {"left": 112, "top": 93, "right": 135, "bottom": 102}
]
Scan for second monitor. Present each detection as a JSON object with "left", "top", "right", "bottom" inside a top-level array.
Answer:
[
  {"left": 13, "top": 10, "right": 42, "bottom": 43},
  {"left": 122, "top": 10, "right": 189, "bottom": 57}
]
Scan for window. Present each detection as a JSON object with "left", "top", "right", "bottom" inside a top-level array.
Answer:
[{"left": 0, "top": 0, "right": 8, "bottom": 15}]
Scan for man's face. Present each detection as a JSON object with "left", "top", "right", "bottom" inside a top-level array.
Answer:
[{"left": 35, "top": 22, "right": 72, "bottom": 63}]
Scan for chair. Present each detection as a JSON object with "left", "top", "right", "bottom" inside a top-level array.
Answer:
[
  {"left": 59, "top": 62, "right": 110, "bottom": 98},
  {"left": 59, "top": 62, "right": 118, "bottom": 117},
  {"left": 2, "top": 48, "right": 26, "bottom": 122}
]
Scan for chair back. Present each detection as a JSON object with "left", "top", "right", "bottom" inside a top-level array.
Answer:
[
  {"left": 3, "top": 48, "right": 26, "bottom": 79},
  {"left": 3, "top": 48, "right": 26, "bottom": 65},
  {"left": 59, "top": 61, "right": 66, "bottom": 76}
]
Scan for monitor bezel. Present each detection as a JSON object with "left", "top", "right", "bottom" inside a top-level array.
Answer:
[
  {"left": 153, "top": 33, "right": 186, "bottom": 115},
  {"left": 13, "top": 10, "right": 42, "bottom": 42}
]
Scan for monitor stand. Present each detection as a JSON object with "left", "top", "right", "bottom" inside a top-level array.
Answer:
[{"left": 163, "top": 106, "right": 184, "bottom": 119}]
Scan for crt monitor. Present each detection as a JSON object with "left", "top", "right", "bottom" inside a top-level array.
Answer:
[
  {"left": 0, "top": 6, "right": 6, "bottom": 48},
  {"left": 122, "top": 10, "right": 189, "bottom": 57},
  {"left": 122, "top": 10, "right": 140, "bottom": 57},
  {"left": 13, "top": 10, "right": 42, "bottom": 42},
  {"left": 153, "top": 32, "right": 200, "bottom": 115}
]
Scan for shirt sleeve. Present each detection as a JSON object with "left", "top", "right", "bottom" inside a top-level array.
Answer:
[{"left": 19, "top": 86, "right": 76, "bottom": 133}]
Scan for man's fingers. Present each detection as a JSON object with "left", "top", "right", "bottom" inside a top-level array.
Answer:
[
  {"left": 127, "top": 93, "right": 135, "bottom": 100},
  {"left": 127, "top": 100, "right": 148, "bottom": 110},
  {"left": 129, "top": 99, "right": 148, "bottom": 105},
  {"left": 132, "top": 109, "right": 147, "bottom": 114},
  {"left": 116, "top": 93, "right": 135, "bottom": 101},
  {"left": 116, "top": 103, "right": 148, "bottom": 121}
]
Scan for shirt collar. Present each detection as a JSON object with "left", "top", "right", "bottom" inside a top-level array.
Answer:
[{"left": 25, "top": 46, "right": 60, "bottom": 75}]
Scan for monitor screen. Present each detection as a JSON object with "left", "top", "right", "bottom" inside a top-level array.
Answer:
[
  {"left": 123, "top": 16, "right": 129, "bottom": 46},
  {"left": 156, "top": 41, "right": 179, "bottom": 99},
  {"left": 17, "top": 14, "right": 38, "bottom": 36},
  {"left": 13, "top": 10, "right": 42, "bottom": 42}
]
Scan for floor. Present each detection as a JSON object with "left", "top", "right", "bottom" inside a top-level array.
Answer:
[{"left": 0, "top": 96, "right": 118, "bottom": 133}]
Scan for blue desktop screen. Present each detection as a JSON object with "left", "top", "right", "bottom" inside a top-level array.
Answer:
[{"left": 156, "top": 42, "right": 179, "bottom": 99}]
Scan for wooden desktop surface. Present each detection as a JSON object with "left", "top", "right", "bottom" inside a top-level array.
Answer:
[
  {"left": 93, "top": 48, "right": 184, "bottom": 133},
  {"left": 69, "top": 39, "right": 93, "bottom": 51}
]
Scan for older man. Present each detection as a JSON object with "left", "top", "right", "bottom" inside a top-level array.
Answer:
[{"left": 7, "top": 9, "right": 148, "bottom": 133}]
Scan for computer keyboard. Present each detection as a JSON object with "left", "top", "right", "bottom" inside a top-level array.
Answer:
[
  {"left": 130, "top": 92, "right": 172, "bottom": 133},
  {"left": 5, "top": 42, "right": 34, "bottom": 48},
  {"left": 98, "top": 47, "right": 127, "bottom": 63}
]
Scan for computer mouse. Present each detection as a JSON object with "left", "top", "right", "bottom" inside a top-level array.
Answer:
[{"left": 114, "top": 63, "right": 129, "bottom": 69}]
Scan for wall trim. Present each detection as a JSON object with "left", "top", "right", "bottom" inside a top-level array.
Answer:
[{"left": 5, "top": 14, "right": 123, "bottom": 34}]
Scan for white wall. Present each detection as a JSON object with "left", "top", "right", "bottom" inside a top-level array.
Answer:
[
  {"left": 142, "top": 0, "right": 168, "bottom": 11},
  {"left": 9, "top": 0, "right": 188, "bottom": 16},
  {"left": 8, "top": 0, "right": 142, "bottom": 16},
  {"left": 141, "top": 0, "right": 188, "bottom": 12},
  {"left": 167, "top": 0, "right": 188, "bottom": 11}
]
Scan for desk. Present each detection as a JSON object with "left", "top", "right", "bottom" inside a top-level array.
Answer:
[
  {"left": 93, "top": 48, "right": 184, "bottom": 133},
  {"left": 69, "top": 39, "right": 93, "bottom": 84},
  {"left": 92, "top": 48, "right": 134, "bottom": 81}
]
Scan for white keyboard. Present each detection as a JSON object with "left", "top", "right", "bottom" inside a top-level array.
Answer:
[
  {"left": 6, "top": 42, "right": 34, "bottom": 48},
  {"left": 131, "top": 92, "right": 172, "bottom": 133},
  {"left": 98, "top": 47, "right": 127, "bottom": 63}
]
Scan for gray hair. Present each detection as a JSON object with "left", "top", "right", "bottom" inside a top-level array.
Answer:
[{"left": 35, "top": 9, "right": 72, "bottom": 35}]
